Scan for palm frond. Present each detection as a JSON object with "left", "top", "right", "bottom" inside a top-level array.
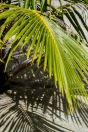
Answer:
[
  {"left": 64, "top": 0, "right": 88, "bottom": 4},
  {"left": 1, "top": 1, "right": 88, "bottom": 42},
  {"left": 0, "top": 3, "right": 88, "bottom": 109},
  {"left": 50, "top": 1, "right": 88, "bottom": 42},
  {"left": 63, "top": 4, "right": 88, "bottom": 42}
]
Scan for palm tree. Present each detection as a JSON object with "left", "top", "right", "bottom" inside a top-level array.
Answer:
[{"left": 0, "top": 0, "right": 88, "bottom": 131}]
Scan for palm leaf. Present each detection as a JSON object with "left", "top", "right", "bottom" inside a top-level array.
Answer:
[
  {"left": 0, "top": 3, "right": 88, "bottom": 110},
  {"left": 50, "top": 1, "right": 88, "bottom": 42},
  {"left": 2, "top": 1, "right": 88, "bottom": 42},
  {"left": 63, "top": 4, "right": 88, "bottom": 42},
  {"left": 64, "top": 0, "right": 88, "bottom": 4}
]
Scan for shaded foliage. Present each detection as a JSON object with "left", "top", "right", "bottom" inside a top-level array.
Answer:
[{"left": 0, "top": 0, "right": 88, "bottom": 131}]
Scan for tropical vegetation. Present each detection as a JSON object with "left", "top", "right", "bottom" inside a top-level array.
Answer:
[{"left": 0, "top": 0, "right": 88, "bottom": 131}]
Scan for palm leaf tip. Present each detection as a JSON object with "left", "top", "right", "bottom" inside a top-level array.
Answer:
[{"left": 0, "top": 3, "right": 88, "bottom": 110}]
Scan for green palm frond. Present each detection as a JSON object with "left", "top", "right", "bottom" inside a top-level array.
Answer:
[
  {"left": 50, "top": 1, "right": 88, "bottom": 42},
  {"left": 63, "top": 4, "right": 88, "bottom": 42},
  {"left": 1, "top": 1, "right": 88, "bottom": 42},
  {"left": 0, "top": 3, "right": 88, "bottom": 110}
]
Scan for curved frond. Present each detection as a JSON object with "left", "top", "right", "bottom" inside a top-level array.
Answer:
[{"left": 0, "top": 3, "right": 88, "bottom": 109}]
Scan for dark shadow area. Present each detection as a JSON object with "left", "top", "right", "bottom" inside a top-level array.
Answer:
[{"left": 0, "top": 57, "right": 88, "bottom": 132}]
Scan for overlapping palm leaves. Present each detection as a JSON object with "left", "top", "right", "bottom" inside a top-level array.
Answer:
[
  {"left": 50, "top": 0, "right": 88, "bottom": 42},
  {"left": 63, "top": 3, "right": 88, "bottom": 42},
  {"left": 0, "top": 2, "right": 88, "bottom": 110}
]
